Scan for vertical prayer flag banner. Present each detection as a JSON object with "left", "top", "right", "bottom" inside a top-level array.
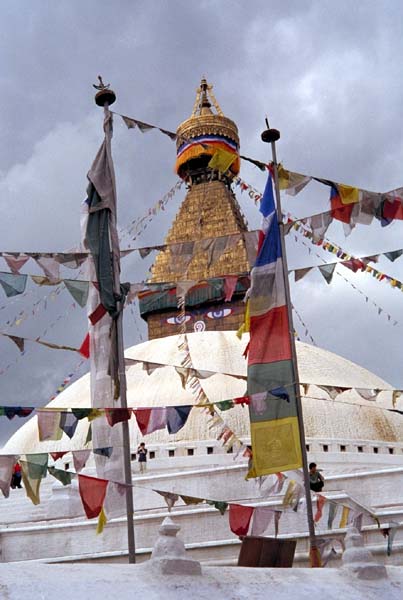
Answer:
[{"left": 247, "top": 173, "right": 302, "bottom": 477}]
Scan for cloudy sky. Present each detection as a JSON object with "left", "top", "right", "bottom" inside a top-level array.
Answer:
[{"left": 0, "top": 0, "right": 402, "bottom": 444}]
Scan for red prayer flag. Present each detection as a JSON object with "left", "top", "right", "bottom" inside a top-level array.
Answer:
[
  {"left": 229, "top": 503, "right": 254, "bottom": 537},
  {"left": 330, "top": 186, "right": 354, "bottom": 224},
  {"left": 383, "top": 199, "right": 403, "bottom": 221},
  {"left": 248, "top": 306, "right": 292, "bottom": 365},
  {"left": 135, "top": 408, "right": 152, "bottom": 435},
  {"left": 234, "top": 396, "right": 250, "bottom": 406},
  {"left": 105, "top": 407, "right": 133, "bottom": 427},
  {"left": 224, "top": 275, "right": 238, "bottom": 302},
  {"left": 78, "top": 474, "right": 108, "bottom": 519},
  {"left": 314, "top": 494, "right": 326, "bottom": 523},
  {"left": 79, "top": 333, "right": 90, "bottom": 358},
  {"left": 50, "top": 451, "right": 68, "bottom": 461},
  {"left": 89, "top": 303, "right": 107, "bottom": 326}
]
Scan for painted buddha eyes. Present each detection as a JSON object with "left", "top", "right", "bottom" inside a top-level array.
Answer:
[
  {"left": 166, "top": 315, "right": 191, "bottom": 325},
  {"left": 166, "top": 308, "right": 232, "bottom": 325},
  {"left": 206, "top": 308, "right": 232, "bottom": 319}
]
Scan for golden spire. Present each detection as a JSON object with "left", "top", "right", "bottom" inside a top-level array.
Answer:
[
  {"left": 175, "top": 77, "right": 240, "bottom": 179},
  {"left": 191, "top": 77, "right": 224, "bottom": 117}
]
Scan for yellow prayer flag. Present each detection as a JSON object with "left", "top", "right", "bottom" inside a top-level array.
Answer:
[
  {"left": 282, "top": 480, "right": 296, "bottom": 508},
  {"left": 236, "top": 299, "right": 250, "bottom": 339},
  {"left": 278, "top": 165, "right": 290, "bottom": 190},
  {"left": 88, "top": 408, "right": 103, "bottom": 422},
  {"left": 208, "top": 149, "right": 237, "bottom": 174},
  {"left": 338, "top": 184, "right": 359, "bottom": 205},
  {"left": 96, "top": 506, "right": 108, "bottom": 534},
  {"left": 248, "top": 417, "right": 302, "bottom": 477},
  {"left": 339, "top": 505, "right": 350, "bottom": 528}
]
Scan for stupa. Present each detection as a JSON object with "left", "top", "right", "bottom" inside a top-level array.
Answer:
[
  {"left": 139, "top": 77, "right": 251, "bottom": 339},
  {"left": 2, "top": 80, "right": 403, "bottom": 566}
]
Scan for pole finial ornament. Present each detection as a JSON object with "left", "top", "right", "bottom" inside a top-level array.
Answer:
[
  {"left": 261, "top": 116, "right": 280, "bottom": 143},
  {"left": 93, "top": 75, "right": 116, "bottom": 107}
]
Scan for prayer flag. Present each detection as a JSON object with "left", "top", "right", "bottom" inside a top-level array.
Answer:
[
  {"left": 59, "top": 412, "right": 79, "bottom": 439},
  {"left": 147, "top": 407, "right": 168, "bottom": 434},
  {"left": 3, "top": 253, "right": 29, "bottom": 274},
  {"left": 93, "top": 447, "right": 113, "bottom": 458},
  {"left": 0, "top": 273, "right": 27, "bottom": 297},
  {"left": 7, "top": 336, "right": 25, "bottom": 353},
  {"left": 251, "top": 506, "right": 274, "bottom": 536},
  {"left": 122, "top": 115, "right": 137, "bottom": 129},
  {"left": 167, "top": 405, "right": 192, "bottom": 434},
  {"left": 89, "top": 303, "right": 107, "bottom": 326},
  {"left": 314, "top": 494, "right": 326, "bottom": 523},
  {"left": 318, "top": 263, "right": 336, "bottom": 284},
  {"left": 247, "top": 173, "right": 302, "bottom": 477},
  {"left": 278, "top": 166, "right": 311, "bottom": 196},
  {"left": 105, "top": 407, "right": 132, "bottom": 427},
  {"left": 383, "top": 199, "right": 403, "bottom": 220},
  {"left": 180, "top": 495, "right": 204, "bottom": 505},
  {"left": 78, "top": 474, "right": 108, "bottom": 519},
  {"left": 3, "top": 406, "right": 33, "bottom": 419},
  {"left": 35, "top": 257, "right": 60, "bottom": 282},
  {"left": 294, "top": 267, "right": 313, "bottom": 282},
  {"left": 73, "top": 449, "right": 91, "bottom": 473},
  {"left": 156, "top": 491, "right": 179, "bottom": 512},
  {"left": 206, "top": 500, "right": 228, "bottom": 515},
  {"left": 0, "top": 455, "right": 18, "bottom": 498},
  {"left": 135, "top": 408, "right": 152, "bottom": 435},
  {"left": 96, "top": 506, "right": 108, "bottom": 534},
  {"left": 135, "top": 120, "right": 154, "bottom": 133},
  {"left": 229, "top": 504, "right": 254, "bottom": 537},
  {"left": 64, "top": 280, "right": 89, "bottom": 307},
  {"left": 224, "top": 275, "right": 238, "bottom": 302},
  {"left": 20, "top": 454, "right": 48, "bottom": 505},
  {"left": 339, "top": 505, "right": 350, "bottom": 528},
  {"left": 85, "top": 109, "right": 119, "bottom": 315},
  {"left": 208, "top": 148, "right": 237, "bottom": 173},
  {"left": 48, "top": 466, "right": 72, "bottom": 486},
  {"left": 37, "top": 410, "right": 62, "bottom": 442},
  {"left": 327, "top": 502, "right": 338, "bottom": 529},
  {"left": 79, "top": 333, "right": 90, "bottom": 358},
  {"left": 338, "top": 184, "right": 359, "bottom": 205},
  {"left": 330, "top": 186, "right": 354, "bottom": 224}
]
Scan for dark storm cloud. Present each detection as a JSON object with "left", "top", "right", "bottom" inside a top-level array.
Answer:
[{"left": 0, "top": 0, "right": 402, "bottom": 443}]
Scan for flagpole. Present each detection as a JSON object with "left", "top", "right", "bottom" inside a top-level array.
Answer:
[
  {"left": 94, "top": 78, "right": 136, "bottom": 564},
  {"left": 261, "top": 119, "right": 319, "bottom": 567}
]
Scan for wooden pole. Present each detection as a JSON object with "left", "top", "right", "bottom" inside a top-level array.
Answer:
[
  {"left": 94, "top": 78, "right": 136, "bottom": 563},
  {"left": 261, "top": 119, "right": 320, "bottom": 566}
]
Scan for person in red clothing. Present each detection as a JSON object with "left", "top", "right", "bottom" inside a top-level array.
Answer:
[{"left": 11, "top": 462, "right": 22, "bottom": 489}]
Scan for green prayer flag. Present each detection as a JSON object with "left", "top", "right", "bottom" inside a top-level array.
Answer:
[
  {"left": 216, "top": 400, "right": 234, "bottom": 412},
  {"left": 318, "top": 263, "right": 336, "bottom": 284},
  {"left": 0, "top": 273, "right": 27, "bottom": 297},
  {"left": 72, "top": 408, "right": 93, "bottom": 420},
  {"left": 207, "top": 500, "right": 228, "bottom": 515},
  {"left": 64, "top": 279, "right": 89, "bottom": 307},
  {"left": 48, "top": 466, "right": 72, "bottom": 486},
  {"left": 85, "top": 424, "right": 92, "bottom": 445},
  {"left": 20, "top": 454, "right": 48, "bottom": 506}
]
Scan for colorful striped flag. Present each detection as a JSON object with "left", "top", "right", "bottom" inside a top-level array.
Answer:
[{"left": 247, "top": 172, "right": 302, "bottom": 477}]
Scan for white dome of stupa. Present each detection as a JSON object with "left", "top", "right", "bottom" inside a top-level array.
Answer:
[{"left": 3, "top": 331, "right": 399, "bottom": 454}]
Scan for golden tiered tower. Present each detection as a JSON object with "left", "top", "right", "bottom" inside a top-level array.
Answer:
[{"left": 140, "top": 79, "right": 252, "bottom": 339}]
